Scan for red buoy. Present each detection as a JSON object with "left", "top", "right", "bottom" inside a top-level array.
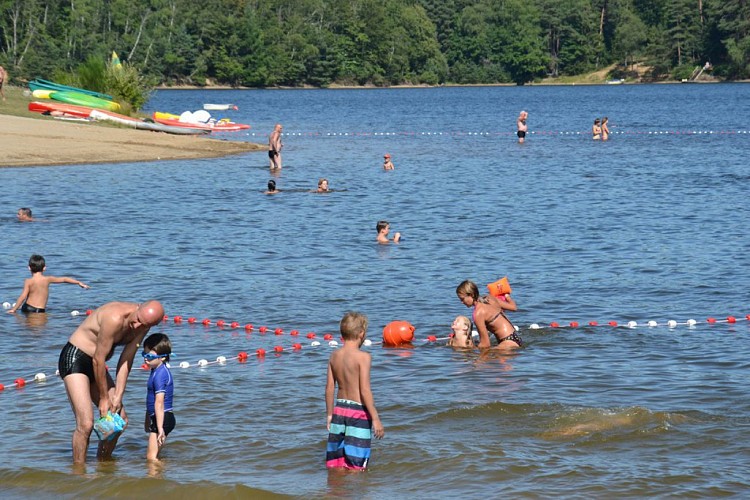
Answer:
[
  {"left": 324, "top": 334, "right": 333, "bottom": 340},
  {"left": 245, "top": 324, "right": 254, "bottom": 331},
  {"left": 259, "top": 326, "right": 268, "bottom": 333},
  {"left": 216, "top": 320, "right": 226, "bottom": 327},
  {"left": 188, "top": 317, "right": 196, "bottom": 324},
  {"left": 256, "top": 348, "right": 266, "bottom": 357},
  {"left": 292, "top": 343, "right": 302, "bottom": 350},
  {"left": 274, "top": 346, "right": 283, "bottom": 352},
  {"left": 307, "top": 332, "right": 316, "bottom": 339},
  {"left": 382, "top": 321, "right": 415, "bottom": 346},
  {"left": 727, "top": 316, "right": 736, "bottom": 323},
  {"left": 238, "top": 351, "right": 248, "bottom": 361},
  {"left": 174, "top": 316, "right": 183, "bottom": 323},
  {"left": 230, "top": 322, "right": 240, "bottom": 328},
  {"left": 274, "top": 328, "right": 283, "bottom": 335},
  {"left": 550, "top": 322, "right": 560, "bottom": 328},
  {"left": 608, "top": 321, "right": 618, "bottom": 327},
  {"left": 14, "top": 378, "right": 26, "bottom": 388},
  {"left": 589, "top": 321, "right": 598, "bottom": 326},
  {"left": 202, "top": 318, "right": 211, "bottom": 325},
  {"left": 570, "top": 321, "right": 579, "bottom": 328},
  {"left": 290, "top": 330, "right": 299, "bottom": 336}
]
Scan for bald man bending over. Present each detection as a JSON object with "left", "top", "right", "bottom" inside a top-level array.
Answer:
[{"left": 58, "top": 300, "right": 164, "bottom": 463}]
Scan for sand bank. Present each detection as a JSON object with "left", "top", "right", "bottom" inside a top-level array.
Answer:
[{"left": 0, "top": 114, "right": 264, "bottom": 168}]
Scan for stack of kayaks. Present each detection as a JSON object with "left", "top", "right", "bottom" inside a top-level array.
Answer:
[
  {"left": 152, "top": 110, "right": 250, "bottom": 132},
  {"left": 28, "top": 101, "right": 210, "bottom": 135},
  {"left": 29, "top": 79, "right": 121, "bottom": 112}
]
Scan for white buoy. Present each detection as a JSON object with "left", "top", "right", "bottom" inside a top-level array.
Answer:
[
  {"left": 530, "top": 323, "right": 540, "bottom": 330},
  {"left": 179, "top": 361, "right": 190, "bottom": 368},
  {"left": 667, "top": 320, "right": 677, "bottom": 328},
  {"left": 513, "top": 324, "right": 519, "bottom": 331},
  {"left": 311, "top": 341, "right": 321, "bottom": 347},
  {"left": 198, "top": 359, "right": 208, "bottom": 367},
  {"left": 471, "top": 330, "right": 479, "bottom": 338},
  {"left": 648, "top": 320, "right": 658, "bottom": 327},
  {"left": 71, "top": 310, "right": 80, "bottom": 316},
  {"left": 363, "top": 339, "right": 372, "bottom": 346},
  {"left": 2, "top": 302, "right": 11, "bottom": 309},
  {"left": 34, "top": 373, "right": 46, "bottom": 382},
  {"left": 627, "top": 321, "right": 638, "bottom": 328},
  {"left": 687, "top": 319, "right": 697, "bottom": 326},
  {"left": 328, "top": 340, "right": 339, "bottom": 347},
  {"left": 216, "top": 356, "right": 227, "bottom": 364}
]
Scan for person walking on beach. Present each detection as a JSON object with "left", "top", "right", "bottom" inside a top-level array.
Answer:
[
  {"left": 269, "top": 123, "right": 283, "bottom": 169},
  {"left": 326, "top": 311, "right": 384, "bottom": 470},
  {"left": 7, "top": 254, "right": 89, "bottom": 314},
  {"left": 517, "top": 111, "right": 528, "bottom": 143},
  {"left": 0, "top": 66, "right": 7, "bottom": 101},
  {"left": 58, "top": 300, "right": 164, "bottom": 464}
]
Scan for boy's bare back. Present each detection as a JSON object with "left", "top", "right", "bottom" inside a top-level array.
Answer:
[{"left": 328, "top": 345, "right": 371, "bottom": 403}]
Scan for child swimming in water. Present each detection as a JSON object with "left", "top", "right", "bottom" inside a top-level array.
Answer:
[
  {"left": 450, "top": 315, "right": 473, "bottom": 346},
  {"left": 448, "top": 315, "right": 474, "bottom": 348}
]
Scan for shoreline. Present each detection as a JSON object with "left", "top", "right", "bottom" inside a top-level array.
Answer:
[{"left": 0, "top": 114, "right": 264, "bottom": 168}]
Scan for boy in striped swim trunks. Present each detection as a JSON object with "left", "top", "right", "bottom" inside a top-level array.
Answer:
[{"left": 325, "top": 311, "right": 384, "bottom": 470}]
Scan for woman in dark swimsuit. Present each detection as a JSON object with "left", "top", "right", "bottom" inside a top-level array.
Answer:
[{"left": 456, "top": 280, "right": 522, "bottom": 349}]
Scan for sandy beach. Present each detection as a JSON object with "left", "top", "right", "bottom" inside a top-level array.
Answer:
[{"left": 0, "top": 114, "right": 264, "bottom": 168}]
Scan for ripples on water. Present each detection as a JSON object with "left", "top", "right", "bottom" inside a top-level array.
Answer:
[{"left": 1, "top": 84, "right": 749, "bottom": 497}]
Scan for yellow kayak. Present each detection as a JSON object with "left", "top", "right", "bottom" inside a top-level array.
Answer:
[{"left": 32, "top": 89, "right": 55, "bottom": 99}]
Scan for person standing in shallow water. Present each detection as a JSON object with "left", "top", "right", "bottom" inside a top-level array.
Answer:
[
  {"left": 517, "top": 111, "right": 528, "bottom": 143},
  {"left": 58, "top": 300, "right": 164, "bottom": 464},
  {"left": 268, "top": 123, "right": 283, "bottom": 169}
]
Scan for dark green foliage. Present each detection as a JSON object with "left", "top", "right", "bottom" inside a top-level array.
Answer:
[{"left": 0, "top": 0, "right": 748, "bottom": 90}]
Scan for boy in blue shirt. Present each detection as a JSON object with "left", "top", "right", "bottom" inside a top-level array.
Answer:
[{"left": 142, "top": 333, "right": 175, "bottom": 461}]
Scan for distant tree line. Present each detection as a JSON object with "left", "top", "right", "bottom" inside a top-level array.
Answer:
[{"left": 1, "top": 0, "right": 748, "bottom": 87}]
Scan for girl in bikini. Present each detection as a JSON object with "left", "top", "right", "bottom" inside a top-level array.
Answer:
[
  {"left": 456, "top": 280, "right": 522, "bottom": 349},
  {"left": 592, "top": 119, "right": 602, "bottom": 140}
]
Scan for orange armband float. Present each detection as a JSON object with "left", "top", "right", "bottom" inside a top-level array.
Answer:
[{"left": 487, "top": 276, "right": 512, "bottom": 297}]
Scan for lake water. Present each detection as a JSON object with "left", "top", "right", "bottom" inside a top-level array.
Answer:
[{"left": 1, "top": 83, "right": 750, "bottom": 498}]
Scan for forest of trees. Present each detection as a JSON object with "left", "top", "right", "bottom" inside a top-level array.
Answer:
[{"left": 1, "top": 0, "right": 749, "bottom": 87}]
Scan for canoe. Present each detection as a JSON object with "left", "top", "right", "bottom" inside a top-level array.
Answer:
[
  {"left": 152, "top": 113, "right": 250, "bottom": 132},
  {"left": 28, "top": 79, "right": 114, "bottom": 100},
  {"left": 50, "top": 90, "right": 121, "bottom": 112},
  {"left": 203, "top": 104, "right": 238, "bottom": 111}
]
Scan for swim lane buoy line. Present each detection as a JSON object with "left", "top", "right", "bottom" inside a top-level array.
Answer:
[
  {"left": 2, "top": 303, "right": 748, "bottom": 394},
  {"left": 244, "top": 129, "right": 750, "bottom": 138}
]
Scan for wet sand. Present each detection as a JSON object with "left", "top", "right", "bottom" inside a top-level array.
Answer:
[{"left": 0, "top": 114, "right": 264, "bottom": 167}]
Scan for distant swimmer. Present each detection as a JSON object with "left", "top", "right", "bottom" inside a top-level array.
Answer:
[
  {"left": 592, "top": 119, "right": 602, "bottom": 140},
  {"left": 376, "top": 220, "right": 400, "bottom": 244},
  {"left": 59, "top": 300, "right": 164, "bottom": 463},
  {"left": 7, "top": 254, "right": 89, "bottom": 314},
  {"left": 16, "top": 207, "right": 34, "bottom": 222},
  {"left": 317, "top": 178, "right": 330, "bottom": 193},
  {"left": 456, "top": 280, "right": 520, "bottom": 349},
  {"left": 265, "top": 179, "right": 280, "bottom": 194},
  {"left": 383, "top": 153, "right": 394, "bottom": 170},
  {"left": 447, "top": 315, "right": 474, "bottom": 348},
  {"left": 517, "top": 111, "right": 528, "bottom": 143},
  {"left": 268, "top": 123, "right": 283, "bottom": 169},
  {"left": 601, "top": 117, "right": 610, "bottom": 141}
]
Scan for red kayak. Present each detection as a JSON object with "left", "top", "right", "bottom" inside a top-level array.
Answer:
[
  {"left": 152, "top": 113, "right": 250, "bottom": 132},
  {"left": 28, "top": 101, "right": 95, "bottom": 118}
]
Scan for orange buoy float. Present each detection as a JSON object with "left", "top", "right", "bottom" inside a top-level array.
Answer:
[
  {"left": 382, "top": 321, "right": 415, "bottom": 346},
  {"left": 487, "top": 276, "right": 512, "bottom": 297}
]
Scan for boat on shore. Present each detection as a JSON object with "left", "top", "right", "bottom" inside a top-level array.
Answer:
[{"left": 29, "top": 79, "right": 114, "bottom": 100}]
